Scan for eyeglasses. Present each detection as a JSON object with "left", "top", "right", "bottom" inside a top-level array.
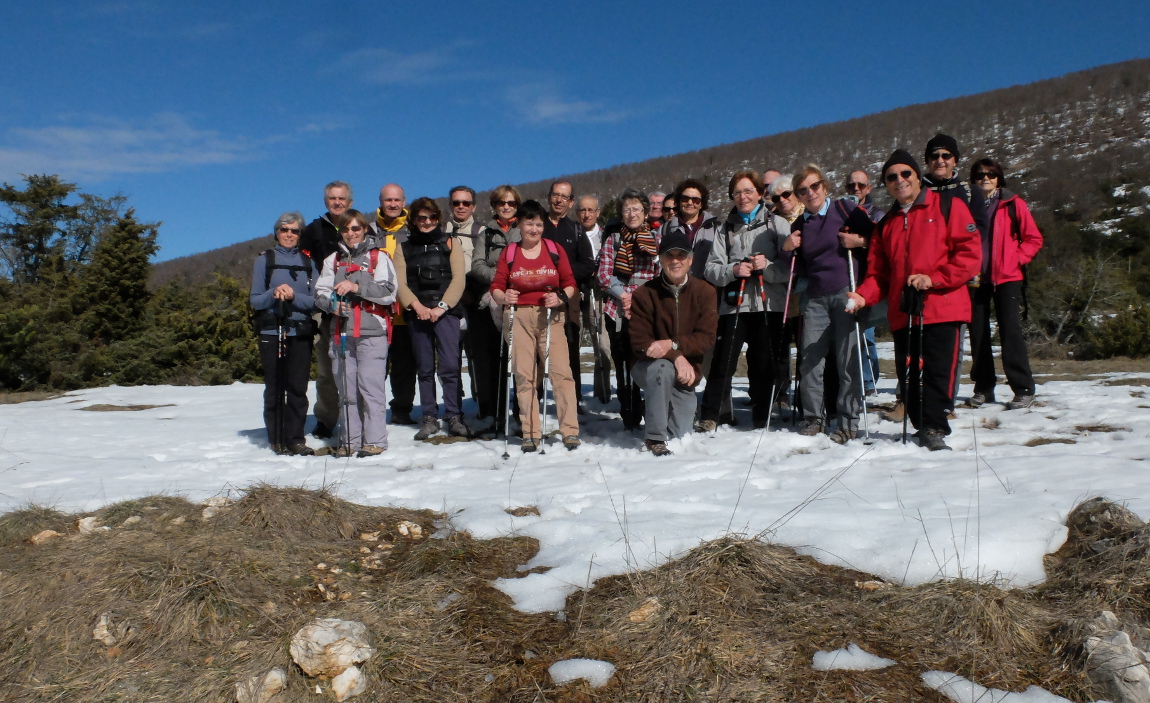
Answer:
[
  {"left": 577, "top": 207, "right": 600, "bottom": 214},
  {"left": 549, "top": 193, "right": 573, "bottom": 201},
  {"left": 884, "top": 169, "right": 915, "bottom": 183},
  {"left": 495, "top": 199, "right": 518, "bottom": 207},
  {"left": 845, "top": 182, "right": 868, "bottom": 191},
  {"left": 678, "top": 195, "right": 703, "bottom": 205},
  {"left": 732, "top": 187, "right": 759, "bottom": 199},
  {"left": 929, "top": 151, "right": 955, "bottom": 161},
  {"left": 277, "top": 226, "right": 301, "bottom": 234},
  {"left": 345, "top": 225, "right": 365, "bottom": 233},
  {"left": 972, "top": 171, "right": 998, "bottom": 180},
  {"left": 450, "top": 199, "right": 474, "bottom": 207},
  {"left": 795, "top": 181, "right": 823, "bottom": 198},
  {"left": 415, "top": 214, "right": 439, "bottom": 223},
  {"left": 769, "top": 191, "right": 793, "bottom": 203},
  {"left": 621, "top": 206, "right": 645, "bottom": 216}
]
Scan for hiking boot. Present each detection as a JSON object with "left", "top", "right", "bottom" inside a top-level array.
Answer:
[
  {"left": 414, "top": 417, "right": 439, "bottom": 440},
  {"left": 919, "top": 428, "right": 952, "bottom": 451},
  {"left": 965, "top": 392, "right": 994, "bottom": 408},
  {"left": 521, "top": 438, "right": 539, "bottom": 453},
  {"left": 720, "top": 413, "right": 737, "bottom": 427},
  {"left": 829, "top": 428, "right": 857, "bottom": 445},
  {"left": 645, "top": 439, "right": 672, "bottom": 457},
  {"left": 1005, "top": 393, "right": 1035, "bottom": 410},
  {"left": 272, "top": 444, "right": 292, "bottom": 456},
  {"left": 390, "top": 409, "right": 416, "bottom": 425},
  {"left": 333, "top": 445, "right": 355, "bottom": 458},
  {"left": 577, "top": 401, "right": 588, "bottom": 415},
  {"left": 883, "top": 402, "right": 905, "bottom": 423},
  {"left": 798, "top": 418, "right": 825, "bottom": 436},
  {"left": 694, "top": 419, "right": 718, "bottom": 433},
  {"left": 357, "top": 444, "right": 386, "bottom": 457},
  {"left": 287, "top": 442, "right": 315, "bottom": 456},
  {"left": 311, "top": 422, "right": 334, "bottom": 439},
  {"left": 446, "top": 416, "right": 472, "bottom": 438},
  {"left": 562, "top": 435, "right": 580, "bottom": 451}
]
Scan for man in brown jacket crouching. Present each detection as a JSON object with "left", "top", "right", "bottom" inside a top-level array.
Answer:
[{"left": 629, "top": 231, "right": 719, "bottom": 456}]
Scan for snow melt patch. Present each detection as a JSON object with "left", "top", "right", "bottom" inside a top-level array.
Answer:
[
  {"left": 922, "top": 671, "right": 1088, "bottom": 702},
  {"left": 549, "top": 659, "right": 616, "bottom": 688},
  {"left": 811, "top": 643, "right": 895, "bottom": 671}
]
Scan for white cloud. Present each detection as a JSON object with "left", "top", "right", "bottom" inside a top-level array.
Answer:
[
  {"left": 505, "top": 85, "right": 630, "bottom": 125},
  {"left": 337, "top": 47, "right": 458, "bottom": 86},
  {"left": 0, "top": 113, "right": 327, "bottom": 181}
]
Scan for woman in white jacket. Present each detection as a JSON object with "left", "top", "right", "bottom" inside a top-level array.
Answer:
[{"left": 316, "top": 209, "right": 398, "bottom": 456}]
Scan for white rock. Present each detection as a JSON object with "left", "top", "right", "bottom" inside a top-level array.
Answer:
[
  {"left": 29, "top": 529, "right": 61, "bottom": 544},
  {"left": 397, "top": 520, "right": 422, "bottom": 538},
  {"left": 1086, "top": 630, "right": 1150, "bottom": 703},
  {"left": 289, "top": 618, "right": 375, "bottom": 678},
  {"left": 170, "top": 516, "right": 186, "bottom": 526},
  {"left": 121, "top": 516, "right": 142, "bottom": 526},
  {"left": 234, "top": 667, "right": 287, "bottom": 703},
  {"left": 78, "top": 516, "right": 101, "bottom": 535},
  {"left": 202, "top": 506, "right": 221, "bottom": 520},
  {"left": 549, "top": 658, "right": 616, "bottom": 688},
  {"left": 203, "top": 496, "right": 231, "bottom": 508},
  {"left": 331, "top": 665, "right": 366, "bottom": 701},
  {"left": 93, "top": 613, "right": 118, "bottom": 646}
]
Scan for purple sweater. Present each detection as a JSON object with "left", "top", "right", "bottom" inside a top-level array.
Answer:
[{"left": 781, "top": 198, "right": 875, "bottom": 297}]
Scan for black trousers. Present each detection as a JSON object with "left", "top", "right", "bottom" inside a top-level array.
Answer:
[
  {"left": 894, "top": 321, "right": 961, "bottom": 435},
  {"left": 388, "top": 324, "right": 417, "bottom": 413},
  {"left": 566, "top": 317, "right": 583, "bottom": 404},
  {"left": 968, "top": 281, "right": 1035, "bottom": 398},
  {"left": 467, "top": 305, "right": 503, "bottom": 419},
  {"left": 701, "top": 311, "right": 776, "bottom": 424},
  {"left": 606, "top": 316, "right": 643, "bottom": 430},
  {"left": 259, "top": 334, "right": 313, "bottom": 446}
]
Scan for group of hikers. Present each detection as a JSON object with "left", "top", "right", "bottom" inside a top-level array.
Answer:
[{"left": 250, "top": 132, "right": 1044, "bottom": 457}]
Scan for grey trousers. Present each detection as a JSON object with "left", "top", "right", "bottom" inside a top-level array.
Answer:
[
  {"left": 632, "top": 358, "right": 697, "bottom": 441},
  {"left": 330, "top": 334, "right": 390, "bottom": 449},
  {"left": 799, "top": 289, "right": 861, "bottom": 431}
]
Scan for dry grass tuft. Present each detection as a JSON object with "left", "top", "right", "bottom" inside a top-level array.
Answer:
[
  {"left": 1, "top": 489, "right": 1118, "bottom": 702},
  {"left": 1075, "top": 423, "right": 1131, "bottom": 433},
  {"left": 0, "top": 391, "right": 66, "bottom": 405},
  {"left": 1025, "top": 436, "right": 1077, "bottom": 446},
  {"left": 505, "top": 506, "right": 541, "bottom": 517}
]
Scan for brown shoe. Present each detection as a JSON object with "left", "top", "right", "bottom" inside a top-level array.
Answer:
[
  {"left": 882, "top": 402, "right": 905, "bottom": 423},
  {"left": 356, "top": 445, "right": 386, "bottom": 457},
  {"left": 645, "top": 439, "right": 672, "bottom": 457}
]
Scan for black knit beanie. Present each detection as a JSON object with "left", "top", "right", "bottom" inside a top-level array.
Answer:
[
  {"left": 924, "top": 133, "right": 961, "bottom": 160},
  {"left": 882, "top": 149, "right": 922, "bottom": 181}
]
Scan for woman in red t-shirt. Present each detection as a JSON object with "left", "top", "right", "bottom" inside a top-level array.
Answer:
[{"left": 490, "top": 200, "right": 579, "bottom": 452}]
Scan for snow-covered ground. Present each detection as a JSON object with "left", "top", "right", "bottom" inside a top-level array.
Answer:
[{"left": 2, "top": 370, "right": 1149, "bottom": 620}]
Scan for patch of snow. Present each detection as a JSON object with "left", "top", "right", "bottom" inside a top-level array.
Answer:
[
  {"left": 921, "top": 671, "right": 1090, "bottom": 702},
  {"left": 811, "top": 643, "right": 895, "bottom": 671},
  {"left": 1140, "top": 185, "right": 1150, "bottom": 198},
  {"left": 1113, "top": 184, "right": 1130, "bottom": 198},
  {"left": 549, "top": 659, "right": 616, "bottom": 688}
]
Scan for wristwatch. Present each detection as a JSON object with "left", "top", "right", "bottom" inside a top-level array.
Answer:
[{"left": 436, "top": 301, "right": 450, "bottom": 311}]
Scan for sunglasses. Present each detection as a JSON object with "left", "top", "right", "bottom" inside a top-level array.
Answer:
[
  {"left": 769, "top": 191, "right": 794, "bottom": 203},
  {"left": 972, "top": 171, "right": 998, "bottom": 180},
  {"left": 929, "top": 151, "right": 955, "bottom": 161},
  {"left": 662, "top": 250, "right": 691, "bottom": 260},
  {"left": 495, "top": 199, "right": 518, "bottom": 207},
  {"left": 451, "top": 199, "right": 474, "bottom": 207},
  {"left": 678, "top": 195, "right": 703, "bottom": 205},
  {"left": 415, "top": 214, "right": 439, "bottom": 223},
  {"left": 884, "top": 169, "right": 915, "bottom": 183},
  {"left": 845, "top": 182, "right": 868, "bottom": 191},
  {"left": 277, "top": 226, "right": 301, "bottom": 234},
  {"left": 345, "top": 225, "right": 365, "bottom": 233},
  {"left": 795, "top": 181, "right": 823, "bottom": 198}
]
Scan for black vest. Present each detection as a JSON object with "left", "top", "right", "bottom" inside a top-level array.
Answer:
[{"left": 402, "top": 229, "right": 457, "bottom": 311}]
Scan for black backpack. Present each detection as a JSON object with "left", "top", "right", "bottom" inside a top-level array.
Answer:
[{"left": 253, "top": 249, "right": 314, "bottom": 334}]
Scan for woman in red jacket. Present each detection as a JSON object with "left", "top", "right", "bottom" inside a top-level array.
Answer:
[
  {"left": 490, "top": 200, "right": 580, "bottom": 452},
  {"left": 848, "top": 150, "right": 982, "bottom": 451},
  {"left": 966, "top": 158, "right": 1044, "bottom": 411}
]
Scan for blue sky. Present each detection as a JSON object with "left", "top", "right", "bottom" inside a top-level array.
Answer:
[{"left": 1, "top": 1, "right": 1147, "bottom": 262}]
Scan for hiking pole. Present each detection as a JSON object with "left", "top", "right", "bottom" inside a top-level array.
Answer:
[
  {"left": 501, "top": 303, "right": 517, "bottom": 460},
  {"left": 719, "top": 275, "right": 748, "bottom": 428},
  {"left": 917, "top": 312, "right": 925, "bottom": 437},
  {"left": 762, "top": 256, "right": 796, "bottom": 431},
  {"left": 275, "top": 299, "right": 289, "bottom": 452},
  {"left": 332, "top": 293, "right": 353, "bottom": 457},
  {"left": 540, "top": 302, "right": 554, "bottom": 454},
  {"left": 846, "top": 250, "right": 872, "bottom": 444}
]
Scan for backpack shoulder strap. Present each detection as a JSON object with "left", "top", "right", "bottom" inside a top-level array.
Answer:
[
  {"left": 263, "top": 249, "right": 275, "bottom": 290},
  {"left": 1004, "top": 199, "right": 1021, "bottom": 241},
  {"left": 369, "top": 247, "right": 379, "bottom": 272},
  {"left": 544, "top": 238, "right": 561, "bottom": 265},
  {"left": 506, "top": 242, "right": 519, "bottom": 269}
]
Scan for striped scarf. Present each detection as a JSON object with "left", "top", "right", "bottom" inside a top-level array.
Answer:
[{"left": 611, "top": 224, "right": 657, "bottom": 280}]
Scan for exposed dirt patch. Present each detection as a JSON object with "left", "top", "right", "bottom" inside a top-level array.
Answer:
[
  {"left": 1025, "top": 437, "right": 1078, "bottom": 447},
  {"left": 1076, "top": 424, "right": 1132, "bottom": 433},
  {"left": 505, "top": 506, "right": 541, "bottom": 517},
  {"left": 79, "top": 403, "right": 176, "bottom": 412},
  {"left": 0, "top": 391, "right": 67, "bottom": 405}
]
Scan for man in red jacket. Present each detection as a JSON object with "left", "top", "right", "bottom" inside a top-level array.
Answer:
[{"left": 847, "top": 150, "right": 981, "bottom": 451}]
